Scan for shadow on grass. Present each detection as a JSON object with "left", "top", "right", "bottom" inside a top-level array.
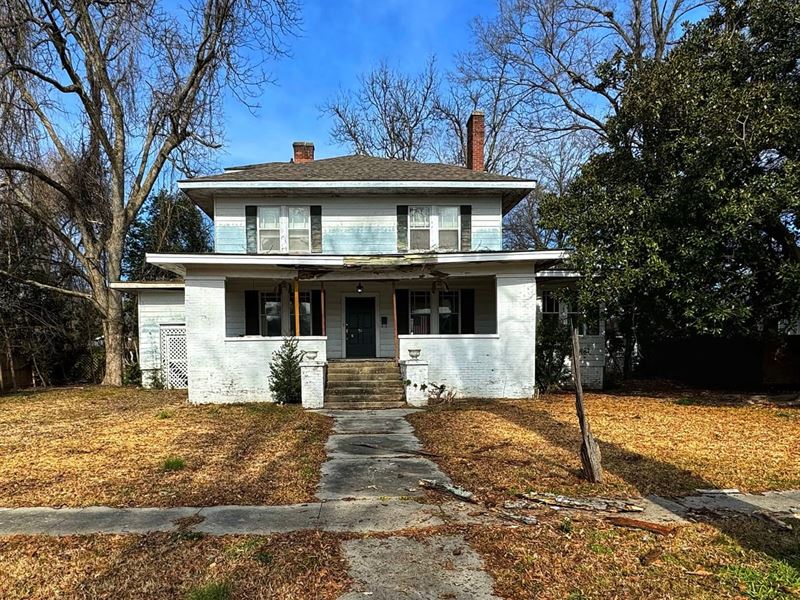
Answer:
[{"left": 484, "top": 403, "right": 800, "bottom": 563}]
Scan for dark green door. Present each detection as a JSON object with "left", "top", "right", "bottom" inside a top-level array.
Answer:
[{"left": 345, "top": 297, "right": 376, "bottom": 358}]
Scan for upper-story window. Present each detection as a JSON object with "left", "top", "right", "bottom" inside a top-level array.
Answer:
[
  {"left": 409, "top": 206, "right": 460, "bottom": 252},
  {"left": 257, "top": 206, "right": 311, "bottom": 253}
]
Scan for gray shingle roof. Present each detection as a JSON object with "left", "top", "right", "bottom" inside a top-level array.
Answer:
[{"left": 183, "top": 154, "right": 533, "bottom": 184}]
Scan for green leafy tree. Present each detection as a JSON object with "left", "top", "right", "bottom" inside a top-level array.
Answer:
[
  {"left": 268, "top": 338, "right": 302, "bottom": 404},
  {"left": 543, "top": 0, "right": 800, "bottom": 366}
]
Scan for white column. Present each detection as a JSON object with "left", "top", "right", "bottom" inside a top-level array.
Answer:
[
  {"left": 402, "top": 357, "right": 429, "bottom": 407},
  {"left": 300, "top": 357, "right": 325, "bottom": 409}
]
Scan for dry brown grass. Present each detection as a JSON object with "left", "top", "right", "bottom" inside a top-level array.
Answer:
[
  {"left": 0, "top": 531, "right": 349, "bottom": 599},
  {"left": 408, "top": 392, "right": 800, "bottom": 502},
  {"left": 0, "top": 386, "right": 331, "bottom": 507},
  {"left": 466, "top": 515, "right": 800, "bottom": 599}
]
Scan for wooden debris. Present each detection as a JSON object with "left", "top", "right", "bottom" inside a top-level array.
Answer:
[
  {"left": 494, "top": 510, "right": 538, "bottom": 525},
  {"left": 695, "top": 488, "right": 740, "bottom": 495},
  {"left": 753, "top": 510, "right": 793, "bottom": 531},
  {"left": 684, "top": 570, "right": 714, "bottom": 577},
  {"left": 418, "top": 479, "right": 476, "bottom": 503},
  {"left": 520, "top": 492, "right": 644, "bottom": 513},
  {"left": 607, "top": 516, "right": 677, "bottom": 535}
]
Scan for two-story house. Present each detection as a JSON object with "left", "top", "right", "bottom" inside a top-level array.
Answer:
[{"left": 116, "top": 112, "right": 603, "bottom": 407}]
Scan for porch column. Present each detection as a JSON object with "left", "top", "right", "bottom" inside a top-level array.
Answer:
[
  {"left": 402, "top": 356, "right": 429, "bottom": 407},
  {"left": 293, "top": 277, "right": 301, "bottom": 336},
  {"left": 392, "top": 281, "right": 399, "bottom": 362},
  {"left": 300, "top": 353, "right": 325, "bottom": 409}
]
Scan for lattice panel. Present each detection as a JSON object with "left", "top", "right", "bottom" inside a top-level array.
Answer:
[{"left": 160, "top": 326, "right": 188, "bottom": 389}]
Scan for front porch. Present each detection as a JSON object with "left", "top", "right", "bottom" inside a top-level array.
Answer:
[{"left": 168, "top": 252, "right": 553, "bottom": 404}]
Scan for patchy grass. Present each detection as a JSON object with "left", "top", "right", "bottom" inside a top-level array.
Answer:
[
  {"left": 0, "top": 386, "right": 331, "bottom": 507},
  {"left": 466, "top": 515, "right": 800, "bottom": 599},
  {"left": 162, "top": 456, "right": 187, "bottom": 472},
  {"left": 408, "top": 392, "right": 800, "bottom": 501},
  {"left": 0, "top": 531, "right": 349, "bottom": 600}
]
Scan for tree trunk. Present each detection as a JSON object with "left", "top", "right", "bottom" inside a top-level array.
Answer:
[
  {"left": 101, "top": 289, "right": 124, "bottom": 386},
  {"left": 571, "top": 321, "right": 603, "bottom": 483}
]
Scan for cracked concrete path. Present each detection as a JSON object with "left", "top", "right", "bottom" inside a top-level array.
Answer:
[
  {"left": 316, "top": 408, "right": 452, "bottom": 500},
  {"left": 318, "top": 408, "right": 500, "bottom": 600}
]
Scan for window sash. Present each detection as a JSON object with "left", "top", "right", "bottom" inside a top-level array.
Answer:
[
  {"left": 438, "top": 291, "right": 460, "bottom": 334},
  {"left": 409, "top": 291, "right": 431, "bottom": 334},
  {"left": 260, "top": 292, "right": 282, "bottom": 337},
  {"left": 257, "top": 206, "right": 311, "bottom": 253}
]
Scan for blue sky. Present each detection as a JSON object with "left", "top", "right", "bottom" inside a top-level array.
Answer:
[{"left": 216, "top": 0, "right": 497, "bottom": 169}]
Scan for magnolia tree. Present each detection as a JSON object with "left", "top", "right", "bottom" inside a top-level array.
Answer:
[{"left": 0, "top": 0, "right": 299, "bottom": 384}]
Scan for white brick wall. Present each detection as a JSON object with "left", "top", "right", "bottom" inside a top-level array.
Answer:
[
  {"left": 398, "top": 274, "right": 536, "bottom": 398},
  {"left": 185, "top": 276, "right": 327, "bottom": 403}
]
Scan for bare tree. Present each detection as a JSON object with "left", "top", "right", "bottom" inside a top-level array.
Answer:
[
  {"left": 504, "top": 133, "right": 594, "bottom": 249},
  {"left": 472, "top": 0, "right": 711, "bottom": 142},
  {"left": 322, "top": 59, "right": 441, "bottom": 161},
  {"left": 0, "top": 0, "right": 299, "bottom": 385}
]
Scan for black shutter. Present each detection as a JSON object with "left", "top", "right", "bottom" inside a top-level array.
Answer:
[
  {"left": 397, "top": 205, "right": 408, "bottom": 252},
  {"left": 245, "top": 290, "right": 260, "bottom": 335},
  {"left": 310, "top": 206, "right": 322, "bottom": 253},
  {"left": 245, "top": 206, "right": 258, "bottom": 254},
  {"left": 396, "top": 289, "right": 409, "bottom": 334},
  {"left": 461, "top": 289, "right": 475, "bottom": 334},
  {"left": 311, "top": 289, "right": 323, "bottom": 335},
  {"left": 460, "top": 205, "right": 472, "bottom": 251}
]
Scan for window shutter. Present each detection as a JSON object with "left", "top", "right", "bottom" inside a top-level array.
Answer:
[
  {"left": 311, "top": 289, "right": 323, "bottom": 335},
  {"left": 245, "top": 206, "right": 258, "bottom": 254},
  {"left": 460, "top": 205, "right": 472, "bottom": 251},
  {"left": 245, "top": 290, "right": 260, "bottom": 335},
  {"left": 310, "top": 206, "right": 323, "bottom": 253},
  {"left": 397, "top": 205, "right": 408, "bottom": 252},
  {"left": 461, "top": 289, "right": 475, "bottom": 334},
  {"left": 396, "top": 289, "right": 409, "bottom": 334}
]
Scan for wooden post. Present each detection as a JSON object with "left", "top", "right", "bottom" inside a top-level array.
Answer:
[
  {"left": 571, "top": 320, "right": 603, "bottom": 483},
  {"left": 392, "top": 281, "right": 399, "bottom": 364},
  {"left": 293, "top": 277, "right": 301, "bottom": 337},
  {"left": 320, "top": 282, "right": 327, "bottom": 337}
]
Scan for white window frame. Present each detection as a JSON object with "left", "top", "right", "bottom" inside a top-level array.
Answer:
[
  {"left": 257, "top": 205, "right": 311, "bottom": 254},
  {"left": 259, "top": 291, "right": 282, "bottom": 337},
  {"left": 408, "top": 205, "right": 461, "bottom": 252}
]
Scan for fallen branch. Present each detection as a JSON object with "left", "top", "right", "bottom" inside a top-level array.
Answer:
[
  {"left": 520, "top": 492, "right": 644, "bottom": 513},
  {"left": 607, "top": 516, "right": 676, "bottom": 535},
  {"left": 753, "top": 510, "right": 793, "bottom": 531},
  {"left": 418, "top": 479, "right": 476, "bottom": 503}
]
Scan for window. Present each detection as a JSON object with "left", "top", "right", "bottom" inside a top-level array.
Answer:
[
  {"left": 409, "top": 291, "right": 431, "bottom": 334},
  {"left": 258, "top": 207, "right": 281, "bottom": 253},
  {"left": 288, "top": 207, "right": 310, "bottom": 252},
  {"left": 260, "top": 292, "right": 282, "bottom": 336},
  {"left": 408, "top": 205, "right": 460, "bottom": 251},
  {"left": 409, "top": 206, "right": 431, "bottom": 251},
  {"left": 257, "top": 205, "right": 311, "bottom": 253},
  {"left": 290, "top": 291, "right": 312, "bottom": 336},
  {"left": 438, "top": 291, "right": 460, "bottom": 334},
  {"left": 541, "top": 290, "right": 599, "bottom": 335},
  {"left": 438, "top": 207, "right": 459, "bottom": 251}
]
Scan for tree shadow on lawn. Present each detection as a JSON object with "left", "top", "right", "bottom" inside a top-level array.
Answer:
[{"left": 483, "top": 404, "right": 800, "bottom": 562}]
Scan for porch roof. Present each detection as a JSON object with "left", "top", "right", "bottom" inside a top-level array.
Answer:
[{"left": 146, "top": 250, "right": 568, "bottom": 278}]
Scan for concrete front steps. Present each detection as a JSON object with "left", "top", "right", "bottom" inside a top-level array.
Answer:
[{"left": 325, "top": 360, "right": 407, "bottom": 409}]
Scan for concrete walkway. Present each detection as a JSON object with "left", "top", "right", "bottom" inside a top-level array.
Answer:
[{"left": 316, "top": 408, "right": 451, "bottom": 499}]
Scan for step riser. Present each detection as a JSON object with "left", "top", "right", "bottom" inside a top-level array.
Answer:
[
  {"left": 324, "top": 402, "right": 408, "bottom": 410},
  {"left": 326, "top": 383, "right": 404, "bottom": 391},
  {"left": 326, "top": 394, "right": 405, "bottom": 402},
  {"left": 327, "top": 368, "right": 400, "bottom": 375},
  {"left": 327, "top": 373, "right": 402, "bottom": 381}
]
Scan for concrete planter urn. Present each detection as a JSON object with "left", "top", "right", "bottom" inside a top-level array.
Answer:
[
  {"left": 408, "top": 348, "right": 422, "bottom": 359},
  {"left": 304, "top": 350, "right": 318, "bottom": 361}
]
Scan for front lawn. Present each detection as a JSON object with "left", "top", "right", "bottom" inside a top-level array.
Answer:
[
  {"left": 0, "top": 387, "right": 331, "bottom": 507},
  {"left": 0, "top": 531, "right": 349, "bottom": 599},
  {"left": 408, "top": 391, "right": 800, "bottom": 502}
]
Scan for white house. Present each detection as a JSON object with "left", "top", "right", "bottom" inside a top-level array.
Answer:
[{"left": 115, "top": 112, "right": 604, "bottom": 407}]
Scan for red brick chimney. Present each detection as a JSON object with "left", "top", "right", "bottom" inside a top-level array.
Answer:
[
  {"left": 466, "top": 111, "right": 484, "bottom": 171},
  {"left": 292, "top": 141, "right": 314, "bottom": 163}
]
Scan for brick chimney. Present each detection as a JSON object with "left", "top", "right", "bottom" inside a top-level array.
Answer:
[
  {"left": 292, "top": 141, "right": 314, "bottom": 163},
  {"left": 466, "top": 111, "right": 484, "bottom": 171}
]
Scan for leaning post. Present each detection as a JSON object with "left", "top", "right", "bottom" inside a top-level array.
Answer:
[{"left": 571, "top": 318, "right": 603, "bottom": 483}]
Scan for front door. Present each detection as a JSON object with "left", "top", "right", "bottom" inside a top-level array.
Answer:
[{"left": 345, "top": 297, "right": 376, "bottom": 358}]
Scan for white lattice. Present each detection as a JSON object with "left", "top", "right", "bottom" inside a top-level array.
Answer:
[{"left": 160, "top": 325, "right": 188, "bottom": 389}]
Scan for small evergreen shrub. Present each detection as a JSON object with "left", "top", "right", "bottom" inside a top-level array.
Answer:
[
  {"left": 161, "top": 456, "right": 186, "bottom": 471},
  {"left": 269, "top": 337, "right": 302, "bottom": 404}
]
